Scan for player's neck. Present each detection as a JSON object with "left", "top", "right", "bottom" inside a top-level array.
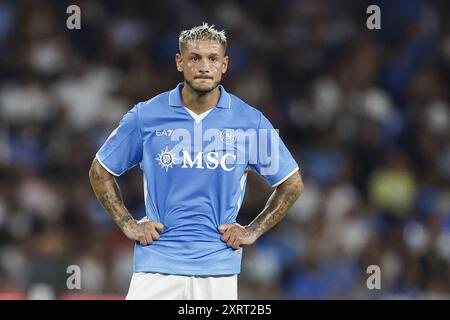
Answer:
[{"left": 181, "top": 83, "right": 220, "bottom": 115}]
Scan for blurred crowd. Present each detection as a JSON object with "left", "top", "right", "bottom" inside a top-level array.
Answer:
[{"left": 0, "top": 0, "right": 449, "bottom": 299}]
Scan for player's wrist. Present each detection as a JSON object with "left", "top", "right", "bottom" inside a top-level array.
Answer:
[
  {"left": 244, "top": 223, "right": 262, "bottom": 242},
  {"left": 119, "top": 216, "right": 138, "bottom": 232}
]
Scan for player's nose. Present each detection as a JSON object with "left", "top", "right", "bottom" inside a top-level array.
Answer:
[{"left": 198, "top": 58, "right": 212, "bottom": 72}]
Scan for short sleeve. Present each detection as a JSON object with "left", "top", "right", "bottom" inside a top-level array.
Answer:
[
  {"left": 249, "top": 113, "right": 299, "bottom": 187},
  {"left": 96, "top": 106, "right": 143, "bottom": 176}
]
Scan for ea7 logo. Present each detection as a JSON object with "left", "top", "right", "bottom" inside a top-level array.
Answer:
[{"left": 156, "top": 129, "right": 173, "bottom": 137}]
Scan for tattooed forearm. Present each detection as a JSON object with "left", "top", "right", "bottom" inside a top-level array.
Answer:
[
  {"left": 89, "top": 158, "right": 134, "bottom": 230},
  {"left": 247, "top": 170, "right": 304, "bottom": 239}
]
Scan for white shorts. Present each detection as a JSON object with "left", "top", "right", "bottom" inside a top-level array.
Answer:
[{"left": 125, "top": 272, "right": 238, "bottom": 300}]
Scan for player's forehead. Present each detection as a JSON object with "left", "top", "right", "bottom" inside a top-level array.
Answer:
[{"left": 183, "top": 40, "right": 224, "bottom": 55}]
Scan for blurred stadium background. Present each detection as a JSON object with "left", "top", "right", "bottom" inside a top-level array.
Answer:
[{"left": 0, "top": 0, "right": 449, "bottom": 299}]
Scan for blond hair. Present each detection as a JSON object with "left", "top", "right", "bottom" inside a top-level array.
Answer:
[{"left": 179, "top": 22, "right": 227, "bottom": 52}]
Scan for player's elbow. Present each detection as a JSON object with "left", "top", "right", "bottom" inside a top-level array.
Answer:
[
  {"left": 281, "top": 170, "right": 304, "bottom": 200},
  {"left": 291, "top": 171, "right": 304, "bottom": 198},
  {"left": 88, "top": 159, "right": 97, "bottom": 184},
  {"left": 89, "top": 158, "right": 108, "bottom": 184}
]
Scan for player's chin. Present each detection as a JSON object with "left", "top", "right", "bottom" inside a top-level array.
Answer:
[
  {"left": 190, "top": 80, "right": 219, "bottom": 93},
  {"left": 192, "top": 85, "right": 215, "bottom": 93}
]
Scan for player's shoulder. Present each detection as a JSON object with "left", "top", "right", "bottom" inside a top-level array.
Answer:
[
  {"left": 229, "top": 93, "right": 263, "bottom": 120},
  {"left": 134, "top": 90, "right": 171, "bottom": 113},
  {"left": 228, "top": 93, "right": 265, "bottom": 129}
]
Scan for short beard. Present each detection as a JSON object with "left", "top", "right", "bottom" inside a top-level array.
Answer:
[{"left": 185, "top": 78, "right": 221, "bottom": 95}]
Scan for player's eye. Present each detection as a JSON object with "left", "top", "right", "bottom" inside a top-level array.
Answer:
[
  {"left": 209, "top": 57, "right": 217, "bottom": 62},
  {"left": 191, "top": 56, "right": 199, "bottom": 62}
]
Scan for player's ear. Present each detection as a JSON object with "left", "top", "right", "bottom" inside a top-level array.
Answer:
[
  {"left": 222, "top": 55, "right": 229, "bottom": 74},
  {"left": 175, "top": 53, "right": 183, "bottom": 72}
]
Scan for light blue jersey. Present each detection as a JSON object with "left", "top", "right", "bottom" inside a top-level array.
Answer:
[{"left": 96, "top": 83, "right": 299, "bottom": 276}]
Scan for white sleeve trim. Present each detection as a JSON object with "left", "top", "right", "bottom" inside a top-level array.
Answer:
[
  {"left": 271, "top": 167, "right": 299, "bottom": 187},
  {"left": 95, "top": 154, "right": 121, "bottom": 177}
]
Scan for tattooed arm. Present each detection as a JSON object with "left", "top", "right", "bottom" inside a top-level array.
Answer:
[
  {"left": 218, "top": 170, "right": 304, "bottom": 249},
  {"left": 89, "top": 158, "right": 163, "bottom": 245}
]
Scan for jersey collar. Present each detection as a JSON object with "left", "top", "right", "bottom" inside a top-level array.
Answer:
[{"left": 168, "top": 82, "right": 231, "bottom": 109}]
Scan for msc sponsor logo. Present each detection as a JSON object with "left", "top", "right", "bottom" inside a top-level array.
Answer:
[
  {"left": 155, "top": 146, "right": 178, "bottom": 172},
  {"left": 155, "top": 148, "right": 236, "bottom": 172},
  {"left": 181, "top": 151, "right": 236, "bottom": 171},
  {"left": 153, "top": 124, "right": 281, "bottom": 175}
]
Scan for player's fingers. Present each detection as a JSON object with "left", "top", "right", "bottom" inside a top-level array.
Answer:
[
  {"left": 231, "top": 238, "right": 241, "bottom": 250},
  {"left": 143, "top": 229, "right": 154, "bottom": 245},
  {"left": 154, "top": 222, "right": 164, "bottom": 233},
  {"left": 148, "top": 228, "right": 160, "bottom": 241},
  {"left": 138, "top": 235, "right": 148, "bottom": 246},
  {"left": 144, "top": 224, "right": 160, "bottom": 240},
  {"left": 218, "top": 224, "right": 233, "bottom": 234},
  {"left": 227, "top": 234, "right": 237, "bottom": 247},
  {"left": 221, "top": 230, "right": 231, "bottom": 242}
]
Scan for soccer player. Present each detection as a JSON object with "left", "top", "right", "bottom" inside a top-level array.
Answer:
[{"left": 89, "top": 23, "right": 304, "bottom": 300}]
